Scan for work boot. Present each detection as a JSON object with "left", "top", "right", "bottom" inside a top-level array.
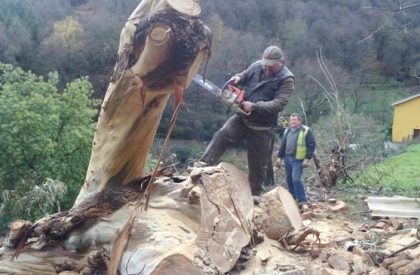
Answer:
[
  {"left": 298, "top": 203, "right": 309, "bottom": 213},
  {"left": 252, "top": 195, "right": 261, "bottom": 205}
]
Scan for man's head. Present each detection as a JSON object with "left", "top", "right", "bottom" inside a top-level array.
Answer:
[
  {"left": 261, "top": 45, "right": 284, "bottom": 77},
  {"left": 289, "top": 113, "right": 302, "bottom": 129}
]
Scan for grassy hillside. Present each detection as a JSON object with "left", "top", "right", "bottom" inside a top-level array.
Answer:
[{"left": 354, "top": 143, "right": 420, "bottom": 196}]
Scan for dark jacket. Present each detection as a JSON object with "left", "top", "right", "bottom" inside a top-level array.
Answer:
[
  {"left": 237, "top": 61, "right": 295, "bottom": 128},
  {"left": 278, "top": 125, "right": 316, "bottom": 159}
]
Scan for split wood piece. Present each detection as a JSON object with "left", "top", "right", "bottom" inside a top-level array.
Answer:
[
  {"left": 255, "top": 186, "right": 302, "bottom": 240},
  {"left": 327, "top": 254, "right": 350, "bottom": 272},
  {"left": 395, "top": 258, "right": 420, "bottom": 275},
  {"left": 383, "top": 252, "right": 413, "bottom": 269},
  {"left": 389, "top": 259, "right": 413, "bottom": 272},
  {"left": 8, "top": 220, "right": 32, "bottom": 248},
  {"left": 352, "top": 256, "right": 368, "bottom": 275},
  {"left": 368, "top": 267, "right": 390, "bottom": 275},
  {"left": 319, "top": 267, "right": 348, "bottom": 275},
  {"left": 150, "top": 254, "right": 202, "bottom": 275},
  {"left": 192, "top": 163, "right": 254, "bottom": 273},
  {"left": 352, "top": 247, "right": 376, "bottom": 267},
  {"left": 328, "top": 200, "right": 348, "bottom": 212},
  {"left": 388, "top": 241, "right": 420, "bottom": 258}
]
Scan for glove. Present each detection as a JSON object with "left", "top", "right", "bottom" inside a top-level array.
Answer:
[
  {"left": 302, "top": 159, "right": 311, "bottom": 168},
  {"left": 275, "top": 158, "right": 283, "bottom": 168}
]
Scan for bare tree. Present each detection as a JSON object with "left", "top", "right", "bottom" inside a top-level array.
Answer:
[
  {"left": 360, "top": 0, "right": 420, "bottom": 43},
  {"left": 308, "top": 51, "right": 385, "bottom": 186}
]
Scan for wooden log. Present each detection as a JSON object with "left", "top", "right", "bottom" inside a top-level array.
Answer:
[
  {"left": 395, "top": 259, "right": 420, "bottom": 275},
  {"left": 383, "top": 253, "right": 412, "bottom": 269},
  {"left": 254, "top": 186, "right": 302, "bottom": 240},
  {"left": 389, "top": 259, "right": 413, "bottom": 272},
  {"left": 8, "top": 220, "right": 32, "bottom": 248},
  {"left": 192, "top": 163, "right": 253, "bottom": 273}
]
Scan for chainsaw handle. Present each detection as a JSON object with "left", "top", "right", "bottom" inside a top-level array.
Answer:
[
  {"left": 237, "top": 108, "right": 251, "bottom": 116},
  {"left": 222, "top": 75, "right": 240, "bottom": 91},
  {"left": 221, "top": 79, "right": 233, "bottom": 91}
]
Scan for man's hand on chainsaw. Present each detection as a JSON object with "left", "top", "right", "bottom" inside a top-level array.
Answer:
[
  {"left": 241, "top": 101, "right": 254, "bottom": 113},
  {"left": 275, "top": 158, "right": 283, "bottom": 168},
  {"left": 229, "top": 75, "right": 241, "bottom": 84}
]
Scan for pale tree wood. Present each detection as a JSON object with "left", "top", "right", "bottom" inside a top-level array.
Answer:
[
  {"left": 75, "top": 0, "right": 210, "bottom": 205},
  {"left": 253, "top": 186, "right": 302, "bottom": 240},
  {"left": 191, "top": 163, "right": 254, "bottom": 273},
  {"left": 0, "top": 1, "right": 305, "bottom": 274},
  {"left": 0, "top": 164, "right": 252, "bottom": 274}
]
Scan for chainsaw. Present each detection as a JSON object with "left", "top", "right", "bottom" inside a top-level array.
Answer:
[{"left": 193, "top": 74, "right": 250, "bottom": 115}]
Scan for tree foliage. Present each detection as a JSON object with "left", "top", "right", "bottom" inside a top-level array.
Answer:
[
  {"left": 0, "top": 63, "right": 99, "bottom": 225},
  {"left": 0, "top": 178, "right": 67, "bottom": 231}
]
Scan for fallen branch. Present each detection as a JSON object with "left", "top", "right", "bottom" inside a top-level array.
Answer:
[{"left": 388, "top": 241, "right": 420, "bottom": 258}]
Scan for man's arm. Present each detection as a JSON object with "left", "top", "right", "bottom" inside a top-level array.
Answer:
[
  {"left": 277, "top": 132, "right": 287, "bottom": 159},
  {"left": 305, "top": 129, "right": 316, "bottom": 159},
  {"left": 234, "top": 61, "right": 259, "bottom": 85},
  {"left": 252, "top": 77, "right": 295, "bottom": 114}
]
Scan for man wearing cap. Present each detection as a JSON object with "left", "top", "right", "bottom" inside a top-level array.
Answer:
[{"left": 198, "top": 45, "right": 295, "bottom": 199}]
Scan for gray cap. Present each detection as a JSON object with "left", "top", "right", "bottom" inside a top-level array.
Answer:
[{"left": 261, "top": 46, "right": 284, "bottom": 66}]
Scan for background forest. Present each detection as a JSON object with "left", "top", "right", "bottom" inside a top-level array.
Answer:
[{"left": 0, "top": 0, "right": 419, "bottom": 230}]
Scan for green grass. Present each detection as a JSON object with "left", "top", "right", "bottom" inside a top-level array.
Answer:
[{"left": 354, "top": 144, "right": 420, "bottom": 195}]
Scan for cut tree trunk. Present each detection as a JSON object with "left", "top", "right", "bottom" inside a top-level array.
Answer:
[{"left": 75, "top": 0, "right": 210, "bottom": 205}]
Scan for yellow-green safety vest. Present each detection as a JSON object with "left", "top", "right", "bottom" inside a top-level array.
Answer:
[{"left": 285, "top": 125, "right": 309, "bottom": 160}]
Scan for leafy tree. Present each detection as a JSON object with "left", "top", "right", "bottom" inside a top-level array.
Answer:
[
  {"left": 0, "top": 0, "right": 72, "bottom": 69},
  {"left": 0, "top": 178, "right": 67, "bottom": 231},
  {"left": 0, "top": 63, "right": 99, "bottom": 223},
  {"left": 37, "top": 16, "right": 90, "bottom": 84},
  {"left": 44, "top": 16, "right": 86, "bottom": 49}
]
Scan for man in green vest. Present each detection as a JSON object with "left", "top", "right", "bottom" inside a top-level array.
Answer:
[{"left": 276, "top": 113, "right": 316, "bottom": 210}]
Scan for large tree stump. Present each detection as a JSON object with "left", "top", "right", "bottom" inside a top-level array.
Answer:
[{"left": 0, "top": 163, "right": 254, "bottom": 274}]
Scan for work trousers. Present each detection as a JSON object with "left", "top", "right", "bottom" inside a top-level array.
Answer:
[
  {"left": 284, "top": 154, "right": 307, "bottom": 204},
  {"left": 200, "top": 115, "right": 274, "bottom": 196}
]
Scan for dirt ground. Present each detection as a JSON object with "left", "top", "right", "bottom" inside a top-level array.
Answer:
[{"left": 248, "top": 173, "right": 420, "bottom": 275}]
